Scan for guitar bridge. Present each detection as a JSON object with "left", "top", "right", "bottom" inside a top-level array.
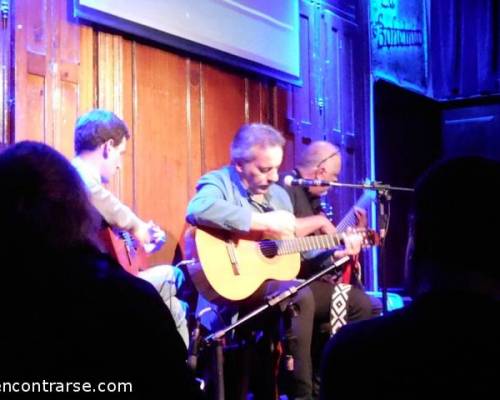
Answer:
[{"left": 226, "top": 241, "right": 240, "bottom": 275}]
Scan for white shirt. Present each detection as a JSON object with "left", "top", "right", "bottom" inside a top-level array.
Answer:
[{"left": 72, "top": 156, "right": 143, "bottom": 232}]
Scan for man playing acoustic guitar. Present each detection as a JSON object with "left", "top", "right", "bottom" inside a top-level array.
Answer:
[
  {"left": 280, "top": 140, "right": 382, "bottom": 398},
  {"left": 186, "top": 123, "right": 368, "bottom": 400},
  {"left": 71, "top": 109, "right": 189, "bottom": 347}
]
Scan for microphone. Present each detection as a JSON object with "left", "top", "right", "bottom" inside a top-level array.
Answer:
[{"left": 283, "top": 175, "right": 333, "bottom": 187}]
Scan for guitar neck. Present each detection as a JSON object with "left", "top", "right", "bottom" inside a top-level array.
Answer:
[
  {"left": 273, "top": 233, "right": 344, "bottom": 255},
  {"left": 336, "top": 190, "right": 376, "bottom": 232}
]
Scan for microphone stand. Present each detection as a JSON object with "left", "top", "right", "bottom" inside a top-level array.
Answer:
[
  {"left": 327, "top": 180, "right": 414, "bottom": 193},
  {"left": 376, "top": 187, "right": 391, "bottom": 314},
  {"left": 326, "top": 180, "right": 413, "bottom": 314},
  {"left": 198, "top": 256, "right": 351, "bottom": 400}
]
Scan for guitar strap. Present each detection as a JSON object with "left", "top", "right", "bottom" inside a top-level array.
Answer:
[
  {"left": 329, "top": 283, "right": 352, "bottom": 335},
  {"left": 321, "top": 194, "right": 371, "bottom": 336}
]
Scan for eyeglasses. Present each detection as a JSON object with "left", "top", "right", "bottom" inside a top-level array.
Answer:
[{"left": 316, "top": 150, "right": 340, "bottom": 169}]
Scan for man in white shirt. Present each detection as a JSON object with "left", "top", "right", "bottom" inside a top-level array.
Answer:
[{"left": 72, "top": 109, "right": 189, "bottom": 347}]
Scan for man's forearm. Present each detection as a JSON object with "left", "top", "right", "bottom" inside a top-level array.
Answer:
[
  {"left": 89, "top": 184, "right": 144, "bottom": 232},
  {"left": 295, "top": 214, "right": 335, "bottom": 237}
]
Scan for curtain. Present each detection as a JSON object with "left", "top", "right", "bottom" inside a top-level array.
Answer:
[{"left": 430, "top": 0, "right": 500, "bottom": 99}]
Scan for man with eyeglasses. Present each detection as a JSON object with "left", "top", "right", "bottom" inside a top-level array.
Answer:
[{"left": 279, "top": 141, "right": 379, "bottom": 399}]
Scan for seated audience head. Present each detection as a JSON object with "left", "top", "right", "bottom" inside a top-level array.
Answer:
[
  {"left": 0, "top": 140, "right": 98, "bottom": 257},
  {"left": 230, "top": 123, "right": 285, "bottom": 195},
  {"left": 74, "top": 109, "right": 130, "bottom": 183},
  {"left": 296, "top": 140, "right": 341, "bottom": 196},
  {"left": 407, "top": 156, "right": 500, "bottom": 298}
]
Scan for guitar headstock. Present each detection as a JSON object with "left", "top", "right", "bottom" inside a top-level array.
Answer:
[
  {"left": 342, "top": 228, "right": 380, "bottom": 248},
  {"left": 360, "top": 228, "right": 380, "bottom": 247}
]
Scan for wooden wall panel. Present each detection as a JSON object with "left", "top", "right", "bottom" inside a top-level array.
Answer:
[
  {"left": 200, "top": 65, "right": 246, "bottom": 172},
  {"left": 186, "top": 60, "right": 202, "bottom": 198},
  {"left": 275, "top": 85, "right": 295, "bottom": 172},
  {"left": 289, "top": 0, "right": 318, "bottom": 155},
  {"left": 322, "top": 11, "right": 370, "bottom": 222},
  {"left": 14, "top": 0, "right": 90, "bottom": 160},
  {"left": 247, "top": 79, "right": 270, "bottom": 123},
  {"left": 57, "top": 80, "right": 78, "bottom": 157},
  {"left": 95, "top": 31, "right": 127, "bottom": 205},
  {"left": 78, "top": 25, "right": 95, "bottom": 114},
  {"left": 53, "top": 0, "right": 80, "bottom": 158},
  {"left": 21, "top": 74, "right": 45, "bottom": 142},
  {"left": 14, "top": 0, "right": 47, "bottom": 143},
  {"left": 120, "top": 39, "right": 135, "bottom": 212},
  {"left": 97, "top": 32, "right": 124, "bottom": 113},
  {"left": 133, "top": 44, "right": 191, "bottom": 264},
  {"left": 323, "top": 13, "right": 342, "bottom": 138}
]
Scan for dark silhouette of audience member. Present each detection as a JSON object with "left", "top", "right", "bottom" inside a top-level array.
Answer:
[
  {"left": 320, "top": 156, "right": 500, "bottom": 399},
  {"left": 0, "top": 141, "right": 204, "bottom": 399}
]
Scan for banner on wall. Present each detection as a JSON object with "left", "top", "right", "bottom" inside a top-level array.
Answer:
[{"left": 370, "top": 0, "right": 427, "bottom": 93}]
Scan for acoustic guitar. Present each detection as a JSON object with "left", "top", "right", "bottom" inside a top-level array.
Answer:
[
  {"left": 185, "top": 227, "right": 379, "bottom": 303},
  {"left": 100, "top": 227, "right": 148, "bottom": 275}
]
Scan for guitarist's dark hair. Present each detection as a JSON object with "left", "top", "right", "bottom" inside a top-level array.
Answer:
[
  {"left": 0, "top": 141, "right": 100, "bottom": 256},
  {"left": 74, "top": 109, "right": 130, "bottom": 154}
]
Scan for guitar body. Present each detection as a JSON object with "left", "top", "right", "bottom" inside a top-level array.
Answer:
[
  {"left": 185, "top": 227, "right": 300, "bottom": 303},
  {"left": 184, "top": 225, "right": 377, "bottom": 304},
  {"left": 100, "top": 227, "right": 148, "bottom": 275}
]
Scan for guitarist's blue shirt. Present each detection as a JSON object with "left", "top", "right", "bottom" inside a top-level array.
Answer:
[
  {"left": 186, "top": 165, "right": 294, "bottom": 332},
  {"left": 186, "top": 165, "right": 294, "bottom": 232}
]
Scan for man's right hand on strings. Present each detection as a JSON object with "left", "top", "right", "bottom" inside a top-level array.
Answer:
[
  {"left": 134, "top": 220, "right": 167, "bottom": 253},
  {"left": 251, "top": 210, "right": 296, "bottom": 239},
  {"left": 333, "top": 228, "right": 363, "bottom": 259}
]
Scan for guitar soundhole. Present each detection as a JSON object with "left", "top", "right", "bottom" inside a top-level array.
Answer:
[{"left": 259, "top": 240, "right": 278, "bottom": 258}]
